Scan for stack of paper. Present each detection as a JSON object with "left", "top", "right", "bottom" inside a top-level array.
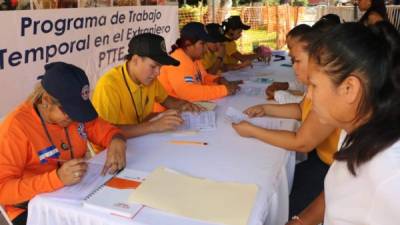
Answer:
[
  {"left": 83, "top": 168, "right": 148, "bottom": 218},
  {"left": 129, "top": 167, "right": 258, "bottom": 225}
]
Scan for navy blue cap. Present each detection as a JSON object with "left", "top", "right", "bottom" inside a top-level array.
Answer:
[
  {"left": 128, "top": 33, "right": 180, "bottom": 66},
  {"left": 206, "top": 23, "right": 229, "bottom": 42},
  {"left": 37, "top": 62, "right": 98, "bottom": 123},
  {"left": 223, "top": 16, "right": 251, "bottom": 30},
  {"left": 181, "top": 22, "right": 213, "bottom": 42}
]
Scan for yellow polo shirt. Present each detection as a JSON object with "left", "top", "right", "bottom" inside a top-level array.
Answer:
[
  {"left": 202, "top": 49, "right": 218, "bottom": 70},
  {"left": 223, "top": 40, "right": 239, "bottom": 65},
  {"left": 92, "top": 62, "right": 168, "bottom": 125},
  {"left": 301, "top": 97, "right": 341, "bottom": 165}
]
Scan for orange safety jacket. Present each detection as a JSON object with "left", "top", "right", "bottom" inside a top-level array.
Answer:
[
  {"left": 0, "top": 102, "right": 121, "bottom": 220},
  {"left": 158, "top": 48, "right": 228, "bottom": 102}
]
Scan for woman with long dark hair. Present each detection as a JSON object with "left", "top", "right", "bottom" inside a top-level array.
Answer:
[{"left": 286, "top": 21, "right": 400, "bottom": 225}]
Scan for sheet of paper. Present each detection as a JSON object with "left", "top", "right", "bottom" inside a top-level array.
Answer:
[
  {"left": 41, "top": 162, "right": 113, "bottom": 201},
  {"left": 129, "top": 167, "right": 258, "bottom": 225},
  {"left": 274, "top": 90, "right": 304, "bottom": 104},
  {"left": 179, "top": 111, "right": 216, "bottom": 131},
  {"left": 238, "top": 85, "right": 265, "bottom": 96},
  {"left": 225, "top": 106, "right": 248, "bottom": 124},
  {"left": 225, "top": 107, "right": 283, "bottom": 129}
]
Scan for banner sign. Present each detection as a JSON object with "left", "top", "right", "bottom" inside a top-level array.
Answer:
[{"left": 0, "top": 6, "right": 179, "bottom": 118}]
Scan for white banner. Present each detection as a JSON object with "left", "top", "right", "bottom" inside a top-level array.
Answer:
[{"left": 0, "top": 6, "right": 179, "bottom": 118}]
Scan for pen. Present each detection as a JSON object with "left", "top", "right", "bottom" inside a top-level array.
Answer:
[{"left": 170, "top": 140, "right": 208, "bottom": 146}]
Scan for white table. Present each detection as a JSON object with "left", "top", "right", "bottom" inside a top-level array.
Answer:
[{"left": 28, "top": 57, "right": 299, "bottom": 225}]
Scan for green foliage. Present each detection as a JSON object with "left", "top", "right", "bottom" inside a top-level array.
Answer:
[
  {"left": 264, "top": 0, "right": 280, "bottom": 5},
  {"left": 292, "top": 0, "right": 308, "bottom": 6}
]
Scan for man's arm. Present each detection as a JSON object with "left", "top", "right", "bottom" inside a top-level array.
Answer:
[
  {"left": 116, "top": 110, "right": 183, "bottom": 138},
  {"left": 161, "top": 96, "right": 203, "bottom": 112}
]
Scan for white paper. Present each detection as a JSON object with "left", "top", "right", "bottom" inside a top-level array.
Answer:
[
  {"left": 83, "top": 169, "right": 148, "bottom": 218},
  {"left": 179, "top": 111, "right": 217, "bottom": 131},
  {"left": 225, "top": 107, "right": 248, "bottom": 124},
  {"left": 274, "top": 90, "right": 304, "bottom": 104},
  {"left": 238, "top": 86, "right": 265, "bottom": 96},
  {"left": 225, "top": 107, "right": 283, "bottom": 129},
  {"left": 41, "top": 162, "right": 113, "bottom": 201}
]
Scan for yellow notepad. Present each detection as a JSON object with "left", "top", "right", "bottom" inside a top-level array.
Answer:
[{"left": 129, "top": 167, "right": 258, "bottom": 225}]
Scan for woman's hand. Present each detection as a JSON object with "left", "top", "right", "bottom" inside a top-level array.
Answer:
[
  {"left": 102, "top": 136, "right": 126, "bottom": 175},
  {"left": 57, "top": 158, "right": 88, "bottom": 185},
  {"left": 232, "top": 121, "right": 257, "bottom": 138},
  {"left": 243, "top": 104, "right": 267, "bottom": 118}
]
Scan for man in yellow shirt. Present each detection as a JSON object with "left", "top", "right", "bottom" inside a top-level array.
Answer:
[
  {"left": 92, "top": 33, "right": 202, "bottom": 138},
  {"left": 222, "top": 16, "right": 262, "bottom": 68}
]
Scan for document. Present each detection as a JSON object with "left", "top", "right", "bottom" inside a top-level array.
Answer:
[
  {"left": 42, "top": 162, "right": 113, "bottom": 201},
  {"left": 225, "top": 107, "right": 283, "bottom": 129},
  {"left": 83, "top": 168, "right": 148, "bottom": 218},
  {"left": 179, "top": 111, "right": 216, "bottom": 131},
  {"left": 129, "top": 167, "right": 258, "bottom": 225}
]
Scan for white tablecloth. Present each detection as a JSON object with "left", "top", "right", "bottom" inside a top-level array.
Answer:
[{"left": 28, "top": 57, "right": 299, "bottom": 225}]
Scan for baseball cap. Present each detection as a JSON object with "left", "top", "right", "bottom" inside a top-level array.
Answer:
[
  {"left": 37, "top": 62, "right": 98, "bottom": 123},
  {"left": 128, "top": 33, "right": 180, "bottom": 66},
  {"left": 223, "top": 16, "right": 251, "bottom": 30},
  {"left": 206, "top": 23, "right": 229, "bottom": 42},
  {"left": 181, "top": 22, "right": 213, "bottom": 42}
]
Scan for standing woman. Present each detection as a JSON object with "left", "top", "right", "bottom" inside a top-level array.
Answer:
[
  {"left": 289, "top": 21, "right": 400, "bottom": 225},
  {"left": 0, "top": 62, "right": 126, "bottom": 225},
  {"left": 358, "top": 0, "right": 388, "bottom": 26}
]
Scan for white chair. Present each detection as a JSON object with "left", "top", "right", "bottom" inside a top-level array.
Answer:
[{"left": 387, "top": 6, "right": 400, "bottom": 31}]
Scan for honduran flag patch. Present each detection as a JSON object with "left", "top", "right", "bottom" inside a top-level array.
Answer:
[
  {"left": 38, "top": 146, "right": 60, "bottom": 164},
  {"left": 184, "top": 76, "right": 194, "bottom": 83}
]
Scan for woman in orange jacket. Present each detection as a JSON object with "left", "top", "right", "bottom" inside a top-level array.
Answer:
[
  {"left": 0, "top": 62, "right": 126, "bottom": 225},
  {"left": 158, "top": 22, "right": 241, "bottom": 102}
]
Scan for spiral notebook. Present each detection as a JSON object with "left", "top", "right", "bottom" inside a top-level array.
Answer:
[{"left": 83, "top": 168, "right": 148, "bottom": 218}]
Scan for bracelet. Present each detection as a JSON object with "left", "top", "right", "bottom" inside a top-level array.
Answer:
[{"left": 291, "top": 215, "right": 304, "bottom": 225}]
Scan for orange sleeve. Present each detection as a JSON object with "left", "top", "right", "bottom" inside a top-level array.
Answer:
[
  {"left": 85, "top": 117, "right": 122, "bottom": 149},
  {"left": 163, "top": 65, "right": 228, "bottom": 102},
  {"left": 198, "top": 61, "right": 219, "bottom": 85},
  {"left": 0, "top": 122, "right": 64, "bottom": 205}
]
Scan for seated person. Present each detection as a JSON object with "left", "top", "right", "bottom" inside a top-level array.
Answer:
[
  {"left": 267, "top": 15, "right": 340, "bottom": 102},
  {"left": 358, "top": 0, "right": 388, "bottom": 26},
  {"left": 265, "top": 24, "right": 312, "bottom": 103},
  {"left": 202, "top": 23, "right": 228, "bottom": 74},
  {"left": 222, "top": 15, "right": 262, "bottom": 69},
  {"left": 0, "top": 62, "right": 126, "bottom": 225},
  {"left": 158, "top": 22, "right": 240, "bottom": 103},
  {"left": 92, "top": 33, "right": 202, "bottom": 138},
  {"left": 286, "top": 21, "right": 400, "bottom": 225},
  {"left": 232, "top": 28, "right": 341, "bottom": 219}
]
